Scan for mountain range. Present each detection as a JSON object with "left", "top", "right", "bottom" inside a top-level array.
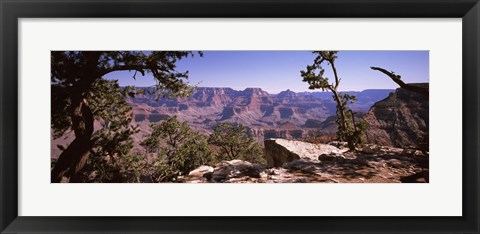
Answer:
[
  {"left": 52, "top": 85, "right": 430, "bottom": 159},
  {"left": 127, "top": 87, "right": 394, "bottom": 144}
]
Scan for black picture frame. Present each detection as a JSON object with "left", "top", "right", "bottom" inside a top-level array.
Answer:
[{"left": 1, "top": 0, "right": 479, "bottom": 233}]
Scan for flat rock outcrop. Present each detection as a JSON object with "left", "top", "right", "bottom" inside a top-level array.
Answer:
[
  {"left": 180, "top": 144, "right": 429, "bottom": 183},
  {"left": 264, "top": 138, "right": 346, "bottom": 167}
]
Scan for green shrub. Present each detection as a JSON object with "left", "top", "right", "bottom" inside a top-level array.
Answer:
[
  {"left": 208, "top": 122, "right": 265, "bottom": 164},
  {"left": 141, "top": 116, "right": 213, "bottom": 182}
]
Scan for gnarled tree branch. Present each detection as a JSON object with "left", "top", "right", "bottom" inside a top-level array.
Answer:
[
  {"left": 370, "top": 66, "right": 428, "bottom": 96},
  {"left": 101, "top": 65, "right": 146, "bottom": 77}
]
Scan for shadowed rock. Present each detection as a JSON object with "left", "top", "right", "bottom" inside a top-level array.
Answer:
[
  {"left": 210, "top": 160, "right": 265, "bottom": 183},
  {"left": 400, "top": 170, "right": 429, "bottom": 183},
  {"left": 186, "top": 165, "right": 214, "bottom": 183}
]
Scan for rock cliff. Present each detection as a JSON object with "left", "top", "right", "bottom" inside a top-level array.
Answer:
[{"left": 363, "top": 83, "right": 429, "bottom": 150}]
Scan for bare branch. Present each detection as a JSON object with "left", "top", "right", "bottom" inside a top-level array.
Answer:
[{"left": 370, "top": 66, "right": 428, "bottom": 96}]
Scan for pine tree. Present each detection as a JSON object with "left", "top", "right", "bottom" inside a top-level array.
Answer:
[
  {"left": 51, "top": 51, "right": 200, "bottom": 182},
  {"left": 300, "top": 51, "right": 366, "bottom": 150}
]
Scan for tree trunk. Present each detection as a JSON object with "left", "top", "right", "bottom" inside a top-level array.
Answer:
[
  {"left": 51, "top": 52, "right": 100, "bottom": 182},
  {"left": 331, "top": 90, "right": 355, "bottom": 150},
  {"left": 328, "top": 61, "right": 355, "bottom": 151},
  {"left": 51, "top": 136, "right": 93, "bottom": 182},
  {"left": 349, "top": 109, "right": 357, "bottom": 132},
  {"left": 331, "top": 90, "right": 347, "bottom": 130},
  {"left": 51, "top": 99, "right": 94, "bottom": 182}
]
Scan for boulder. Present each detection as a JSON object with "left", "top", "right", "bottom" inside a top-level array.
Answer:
[
  {"left": 318, "top": 154, "right": 345, "bottom": 163},
  {"left": 360, "top": 144, "right": 404, "bottom": 155},
  {"left": 210, "top": 160, "right": 265, "bottom": 183},
  {"left": 264, "top": 138, "right": 345, "bottom": 167},
  {"left": 188, "top": 165, "right": 214, "bottom": 176},
  {"left": 183, "top": 165, "right": 214, "bottom": 183}
]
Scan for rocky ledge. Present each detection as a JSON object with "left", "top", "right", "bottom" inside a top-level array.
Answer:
[{"left": 179, "top": 139, "right": 429, "bottom": 183}]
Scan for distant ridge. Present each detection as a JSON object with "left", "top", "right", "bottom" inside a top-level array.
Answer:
[{"left": 127, "top": 86, "right": 394, "bottom": 95}]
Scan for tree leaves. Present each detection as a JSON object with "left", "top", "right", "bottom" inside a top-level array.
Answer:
[
  {"left": 51, "top": 51, "right": 200, "bottom": 182},
  {"left": 51, "top": 51, "right": 200, "bottom": 137},
  {"left": 208, "top": 122, "right": 265, "bottom": 164},
  {"left": 141, "top": 116, "right": 213, "bottom": 182}
]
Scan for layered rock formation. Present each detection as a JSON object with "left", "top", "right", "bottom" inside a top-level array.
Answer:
[
  {"left": 128, "top": 87, "right": 337, "bottom": 128},
  {"left": 51, "top": 86, "right": 398, "bottom": 159},
  {"left": 126, "top": 87, "right": 393, "bottom": 146},
  {"left": 363, "top": 83, "right": 429, "bottom": 149}
]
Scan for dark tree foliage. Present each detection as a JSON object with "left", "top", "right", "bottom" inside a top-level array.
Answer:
[
  {"left": 300, "top": 51, "right": 366, "bottom": 150},
  {"left": 71, "top": 79, "right": 143, "bottom": 182},
  {"left": 141, "top": 116, "right": 213, "bottom": 182},
  {"left": 208, "top": 122, "right": 265, "bottom": 164},
  {"left": 51, "top": 51, "right": 199, "bottom": 182}
]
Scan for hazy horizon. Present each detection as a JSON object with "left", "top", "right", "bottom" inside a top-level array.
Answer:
[
  {"left": 126, "top": 85, "right": 399, "bottom": 94},
  {"left": 105, "top": 51, "right": 429, "bottom": 93}
]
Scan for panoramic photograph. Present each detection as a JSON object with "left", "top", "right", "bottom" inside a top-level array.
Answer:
[{"left": 51, "top": 51, "right": 429, "bottom": 183}]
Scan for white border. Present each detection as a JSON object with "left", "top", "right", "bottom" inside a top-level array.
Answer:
[{"left": 19, "top": 19, "right": 462, "bottom": 216}]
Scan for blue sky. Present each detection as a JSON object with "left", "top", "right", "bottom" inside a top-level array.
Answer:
[{"left": 104, "top": 51, "right": 429, "bottom": 93}]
